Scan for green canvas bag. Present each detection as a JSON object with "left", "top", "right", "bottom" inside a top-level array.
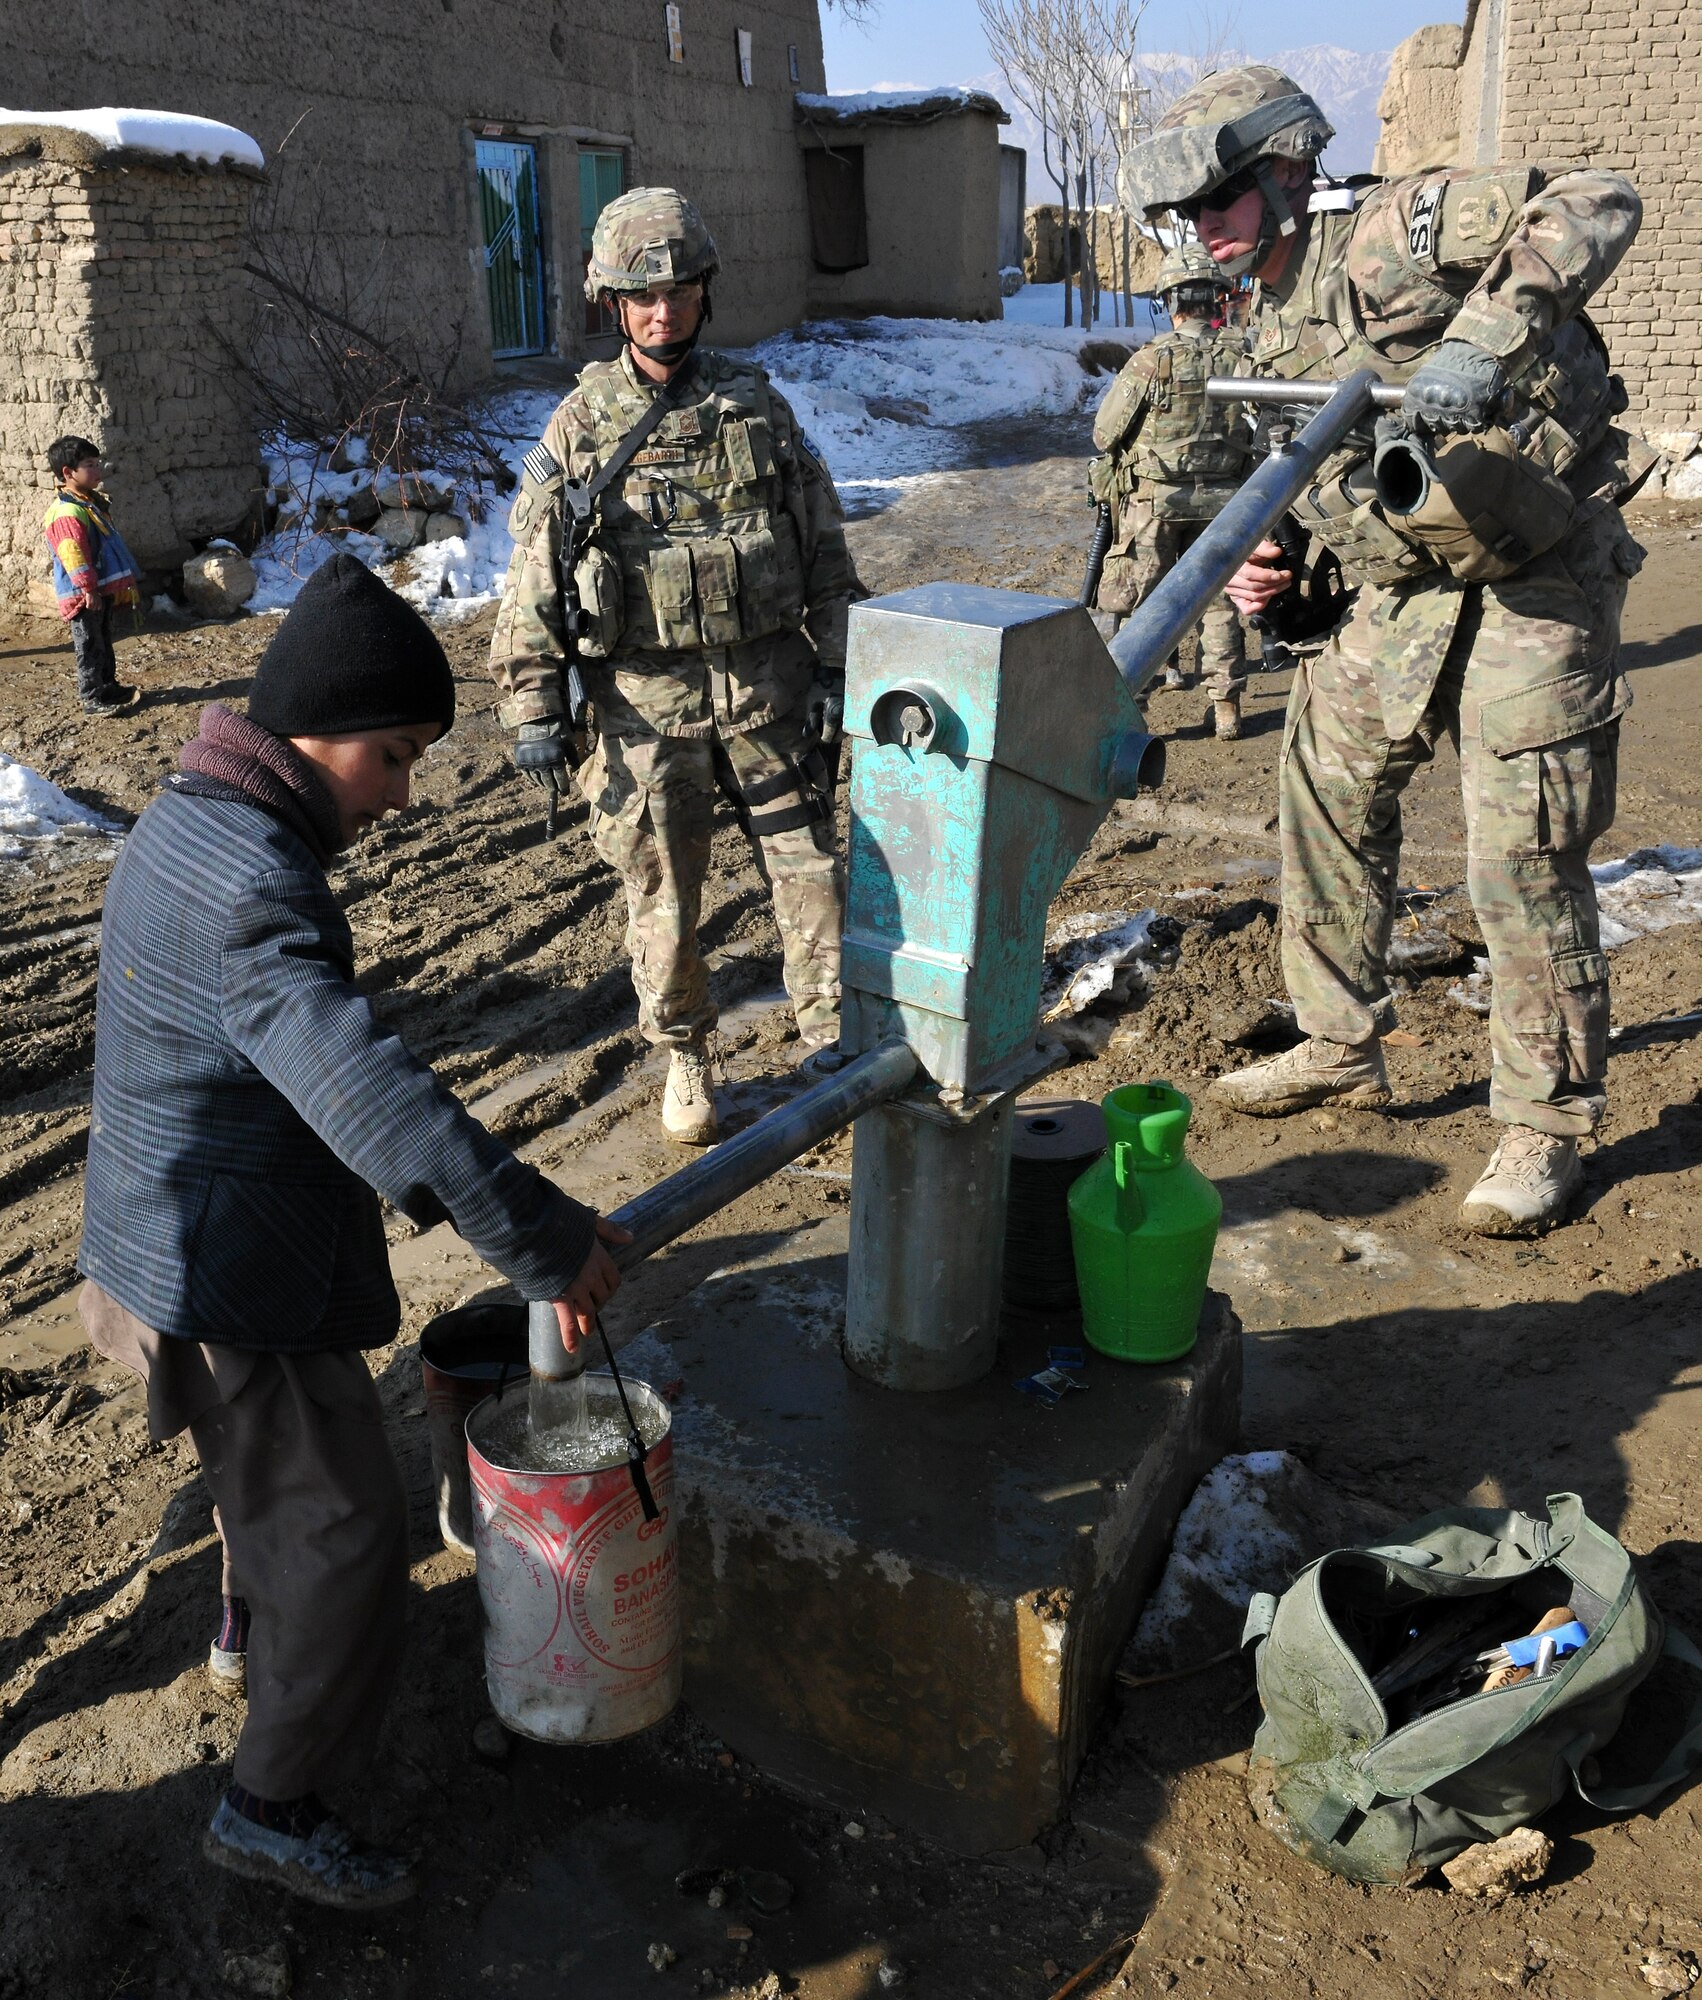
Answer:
[{"left": 1241, "top": 1491, "right": 1702, "bottom": 1884}]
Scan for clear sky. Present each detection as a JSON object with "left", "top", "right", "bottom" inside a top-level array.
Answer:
[{"left": 820, "top": 0, "right": 1466, "bottom": 86}]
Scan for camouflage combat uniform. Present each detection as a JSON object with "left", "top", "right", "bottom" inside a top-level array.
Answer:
[
  {"left": 489, "top": 346, "right": 862, "bottom": 1050},
  {"left": 1089, "top": 320, "right": 1253, "bottom": 697},
  {"left": 1255, "top": 165, "right": 1645, "bottom": 1135}
]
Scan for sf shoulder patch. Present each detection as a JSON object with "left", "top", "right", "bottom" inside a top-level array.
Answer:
[
  {"left": 522, "top": 442, "right": 561, "bottom": 488},
  {"left": 1407, "top": 184, "right": 1443, "bottom": 264}
]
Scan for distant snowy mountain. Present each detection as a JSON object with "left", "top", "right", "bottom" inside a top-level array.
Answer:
[{"left": 958, "top": 43, "right": 1392, "bottom": 188}]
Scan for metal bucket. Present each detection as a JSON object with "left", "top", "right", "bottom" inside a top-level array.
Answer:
[
  {"left": 465, "top": 1375, "right": 681, "bottom": 1744},
  {"left": 419, "top": 1300, "right": 527, "bottom": 1556}
]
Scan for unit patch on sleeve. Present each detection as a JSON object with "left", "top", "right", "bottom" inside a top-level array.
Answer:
[{"left": 1407, "top": 184, "right": 1444, "bottom": 263}]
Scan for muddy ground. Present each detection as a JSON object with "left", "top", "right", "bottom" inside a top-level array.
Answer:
[{"left": 2, "top": 409, "right": 1701, "bottom": 2000}]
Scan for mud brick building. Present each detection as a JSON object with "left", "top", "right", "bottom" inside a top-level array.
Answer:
[
  {"left": 1380, "top": 0, "right": 1702, "bottom": 458},
  {"left": 10, "top": 1, "right": 834, "bottom": 382},
  {"left": 0, "top": 125, "right": 260, "bottom": 601}
]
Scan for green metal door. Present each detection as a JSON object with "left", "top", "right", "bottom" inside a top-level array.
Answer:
[
  {"left": 478, "top": 138, "right": 546, "bottom": 358},
  {"left": 579, "top": 146, "right": 626, "bottom": 337}
]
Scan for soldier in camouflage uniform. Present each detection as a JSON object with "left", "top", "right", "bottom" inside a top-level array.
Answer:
[
  {"left": 489, "top": 189, "right": 863, "bottom": 1144},
  {"left": 1122, "top": 67, "right": 1647, "bottom": 1235},
  {"left": 1089, "top": 244, "right": 1254, "bottom": 739}
]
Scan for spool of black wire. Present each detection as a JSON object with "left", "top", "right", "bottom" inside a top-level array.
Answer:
[{"left": 1001, "top": 1097, "right": 1106, "bottom": 1313}]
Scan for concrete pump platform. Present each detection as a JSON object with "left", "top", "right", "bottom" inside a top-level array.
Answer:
[{"left": 621, "top": 1213, "right": 1241, "bottom": 1855}]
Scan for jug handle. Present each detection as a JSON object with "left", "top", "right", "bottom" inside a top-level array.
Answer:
[{"left": 1113, "top": 1140, "right": 1145, "bottom": 1230}]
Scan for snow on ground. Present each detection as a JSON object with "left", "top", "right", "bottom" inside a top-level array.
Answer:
[
  {"left": 247, "top": 308, "right": 1149, "bottom": 619},
  {"left": 0, "top": 107, "right": 263, "bottom": 169},
  {"left": 0, "top": 754, "right": 123, "bottom": 868},
  {"left": 1129, "top": 1451, "right": 1303, "bottom": 1660},
  {"left": 1590, "top": 845, "right": 1702, "bottom": 946},
  {"left": 1001, "top": 282, "right": 1160, "bottom": 340}
]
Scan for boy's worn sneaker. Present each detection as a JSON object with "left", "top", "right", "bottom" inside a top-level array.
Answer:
[
  {"left": 1212, "top": 697, "right": 1243, "bottom": 741},
  {"left": 1208, "top": 1036, "right": 1391, "bottom": 1117},
  {"left": 661, "top": 1045, "right": 718, "bottom": 1144},
  {"left": 83, "top": 682, "right": 139, "bottom": 717},
  {"left": 203, "top": 1796, "right": 418, "bottom": 1909},
  {"left": 207, "top": 1643, "right": 247, "bottom": 1700},
  {"left": 1459, "top": 1128, "right": 1583, "bottom": 1237}
]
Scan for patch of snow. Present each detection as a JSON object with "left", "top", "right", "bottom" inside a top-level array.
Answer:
[
  {"left": 0, "top": 107, "right": 263, "bottom": 170},
  {"left": 1130, "top": 1452, "right": 1308, "bottom": 1657},
  {"left": 796, "top": 86, "right": 1005, "bottom": 117},
  {"left": 1041, "top": 909, "right": 1169, "bottom": 1018},
  {"left": 0, "top": 753, "right": 123, "bottom": 867},
  {"left": 1001, "top": 282, "right": 1159, "bottom": 340},
  {"left": 1590, "top": 845, "right": 1702, "bottom": 946},
  {"left": 247, "top": 311, "right": 1130, "bottom": 617}
]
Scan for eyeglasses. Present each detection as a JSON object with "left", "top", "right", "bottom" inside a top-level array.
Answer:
[
  {"left": 1174, "top": 167, "right": 1263, "bottom": 224},
  {"left": 626, "top": 282, "right": 704, "bottom": 315}
]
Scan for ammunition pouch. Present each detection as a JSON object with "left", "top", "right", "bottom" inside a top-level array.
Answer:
[
  {"left": 572, "top": 542, "right": 626, "bottom": 658},
  {"left": 1373, "top": 423, "right": 1575, "bottom": 584}
]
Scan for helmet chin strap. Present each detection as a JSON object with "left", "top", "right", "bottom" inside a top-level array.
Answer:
[{"left": 1211, "top": 163, "right": 1300, "bottom": 280}]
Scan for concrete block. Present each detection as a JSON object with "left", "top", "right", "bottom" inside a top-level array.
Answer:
[{"left": 622, "top": 1213, "right": 1242, "bottom": 1855}]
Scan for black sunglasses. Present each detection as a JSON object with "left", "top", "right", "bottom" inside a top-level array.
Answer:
[{"left": 1175, "top": 166, "right": 1263, "bottom": 223}]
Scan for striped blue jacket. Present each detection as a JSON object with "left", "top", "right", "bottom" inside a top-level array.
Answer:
[{"left": 79, "top": 779, "right": 596, "bottom": 1349}]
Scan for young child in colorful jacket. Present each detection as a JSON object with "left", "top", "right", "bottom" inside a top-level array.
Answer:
[{"left": 43, "top": 434, "right": 141, "bottom": 715}]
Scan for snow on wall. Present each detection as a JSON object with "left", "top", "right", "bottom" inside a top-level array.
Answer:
[{"left": 0, "top": 107, "right": 263, "bottom": 169}]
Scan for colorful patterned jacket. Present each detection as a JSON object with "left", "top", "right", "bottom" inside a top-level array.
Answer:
[{"left": 43, "top": 487, "right": 140, "bottom": 617}]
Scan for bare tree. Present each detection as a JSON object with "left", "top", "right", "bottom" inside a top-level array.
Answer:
[{"left": 982, "top": 0, "right": 1178, "bottom": 330}]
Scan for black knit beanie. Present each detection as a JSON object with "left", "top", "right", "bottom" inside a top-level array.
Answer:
[{"left": 247, "top": 554, "right": 456, "bottom": 740}]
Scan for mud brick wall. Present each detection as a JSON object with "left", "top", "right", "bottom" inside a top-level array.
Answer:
[
  {"left": 0, "top": 151, "right": 260, "bottom": 607},
  {"left": 5, "top": 0, "right": 827, "bottom": 385}
]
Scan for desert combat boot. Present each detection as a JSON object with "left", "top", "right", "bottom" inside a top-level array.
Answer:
[
  {"left": 662, "top": 1044, "right": 719, "bottom": 1145},
  {"left": 1459, "top": 1128, "right": 1583, "bottom": 1238},
  {"left": 1208, "top": 1036, "right": 1391, "bottom": 1117}
]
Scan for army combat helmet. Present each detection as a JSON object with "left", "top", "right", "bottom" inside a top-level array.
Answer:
[
  {"left": 1153, "top": 241, "right": 1231, "bottom": 317},
  {"left": 1119, "top": 66, "right": 1334, "bottom": 279}
]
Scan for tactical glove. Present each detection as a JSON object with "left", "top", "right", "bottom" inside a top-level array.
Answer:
[
  {"left": 514, "top": 719, "right": 568, "bottom": 798},
  {"left": 805, "top": 684, "right": 845, "bottom": 749},
  {"left": 1402, "top": 341, "right": 1510, "bottom": 435}
]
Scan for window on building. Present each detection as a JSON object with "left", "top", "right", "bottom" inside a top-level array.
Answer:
[
  {"left": 804, "top": 146, "right": 869, "bottom": 273},
  {"left": 580, "top": 146, "right": 628, "bottom": 337},
  {"left": 476, "top": 137, "right": 547, "bottom": 358},
  {"left": 737, "top": 28, "right": 754, "bottom": 86},
  {"left": 788, "top": 43, "right": 801, "bottom": 84},
  {"left": 666, "top": 4, "right": 684, "bottom": 62}
]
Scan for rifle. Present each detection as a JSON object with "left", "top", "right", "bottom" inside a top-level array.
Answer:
[{"left": 1080, "top": 500, "right": 1115, "bottom": 608}]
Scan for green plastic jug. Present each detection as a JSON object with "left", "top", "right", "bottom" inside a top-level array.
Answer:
[{"left": 1068, "top": 1081, "right": 1221, "bottom": 1362}]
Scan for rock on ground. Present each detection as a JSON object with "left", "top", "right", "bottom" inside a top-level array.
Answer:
[
  {"left": 1440, "top": 1826, "right": 1553, "bottom": 1900},
  {"left": 181, "top": 549, "right": 257, "bottom": 616}
]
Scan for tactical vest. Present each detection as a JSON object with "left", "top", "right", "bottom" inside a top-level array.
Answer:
[
  {"left": 572, "top": 356, "right": 810, "bottom": 659},
  {"left": 1252, "top": 190, "right": 1625, "bottom": 589},
  {"left": 1092, "top": 327, "right": 1251, "bottom": 523}
]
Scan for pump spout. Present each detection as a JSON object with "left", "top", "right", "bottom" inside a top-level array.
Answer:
[{"left": 1109, "top": 727, "right": 1166, "bottom": 799}]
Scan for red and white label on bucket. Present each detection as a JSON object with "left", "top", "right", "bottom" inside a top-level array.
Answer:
[{"left": 567, "top": 1479, "right": 678, "bottom": 1671}]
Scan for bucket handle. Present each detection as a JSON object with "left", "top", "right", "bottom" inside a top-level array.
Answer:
[{"left": 596, "top": 1314, "right": 661, "bottom": 1523}]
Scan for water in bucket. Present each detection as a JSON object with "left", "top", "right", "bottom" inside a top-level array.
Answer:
[{"left": 1068, "top": 1080, "right": 1221, "bottom": 1362}]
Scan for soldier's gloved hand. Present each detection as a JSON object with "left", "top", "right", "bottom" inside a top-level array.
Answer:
[
  {"left": 513, "top": 720, "right": 568, "bottom": 797},
  {"left": 1402, "top": 341, "right": 1510, "bottom": 435},
  {"left": 806, "top": 684, "right": 845, "bottom": 748}
]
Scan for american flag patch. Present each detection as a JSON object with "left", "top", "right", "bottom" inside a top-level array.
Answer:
[{"left": 523, "top": 443, "right": 560, "bottom": 487}]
